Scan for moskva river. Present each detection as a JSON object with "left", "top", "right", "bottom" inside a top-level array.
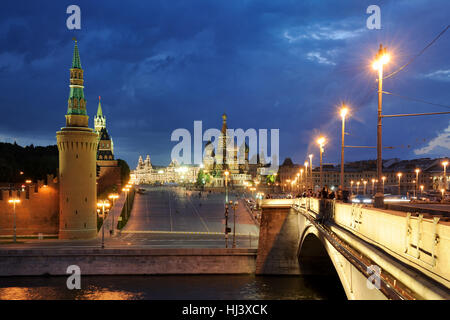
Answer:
[{"left": 0, "top": 275, "right": 346, "bottom": 300}]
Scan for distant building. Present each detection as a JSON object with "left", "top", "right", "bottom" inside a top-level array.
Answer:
[
  {"left": 131, "top": 155, "right": 200, "bottom": 184},
  {"left": 93, "top": 97, "right": 121, "bottom": 194},
  {"left": 201, "top": 113, "right": 251, "bottom": 187},
  {"left": 278, "top": 157, "right": 449, "bottom": 195}
]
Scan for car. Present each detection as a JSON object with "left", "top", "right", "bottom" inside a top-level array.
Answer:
[{"left": 351, "top": 194, "right": 373, "bottom": 204}]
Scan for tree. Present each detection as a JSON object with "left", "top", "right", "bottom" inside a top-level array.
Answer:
[{"left": 117, "top": 159, "right": 130, "bottom": 185}]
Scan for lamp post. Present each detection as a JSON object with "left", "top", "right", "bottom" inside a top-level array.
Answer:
[
  {"left": 224, "top": 203, "right": 229, "bottom": 248},
  {"left": 356, "top": 181, "right": 360, "bottom": 195},
  {"left": 304, "top": 161, "right": 308, "bottom": 191},
  {"left": 308, "top": 154, "right": 313, "bottom": 191},
  {"left": 414, "top": 169, "right": 420, "bottom": 198},
  {"left": 371, "top": 179, "right": 376, "bottom": 195},
  {"left": 8, "top": 198, "right": 20, "bottom": 243},
  {"left": 397, "top": 173, "right": 402, "bottom": 196},
  {"left": 373, "top": 44, "right": 390, "bottom": 208},
  {"left": 317, "top": 137, "right": 326, "bottom": 190},
  {"left": 350, "top": 181, "right": 354, "bottom": 195},
  {"left": 97, "top": 200, "right": 111, "bottom": 249},
  {"left": 108, "top": 193, "right": 119, "bottom": 235},
  {"left": 382, "top": 176, "right": 386, "bottom": 195},
  {"left": 442, "top": 160, "right": 448, "bottom": 197},
  {"left": 224, "top": 170, "right": 230, "bottom": 203},
  {"left": 420, "top": 185, "right": 424, "bottom": 196},
  {"left": 340, "top": 106, "right": 349, "bottom": 192},
  {"left": 231, "top": 201, "right": 238, "bottom": 248},
  {"left": 122, "top": 187, "right": 130, "bottom": 218},
  {"left": 363, "top": 180, "right": 367, "bottom": 196}
]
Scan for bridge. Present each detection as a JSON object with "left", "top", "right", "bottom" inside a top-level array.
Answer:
[{"left": 256, "top": 198, "right": 450, "bottom": 300}]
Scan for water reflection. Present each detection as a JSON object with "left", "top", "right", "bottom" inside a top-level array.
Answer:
[{"left": 0, "top": 275, "right": 346, "bottom": 300}]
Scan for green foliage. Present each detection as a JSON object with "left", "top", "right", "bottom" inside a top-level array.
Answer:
[
  {"left": 117, "top": 189, "right": 136, "bottom": 230},
  {"left": 266, "top": 174, "right": 275, "bottom": 184},
  {"left": 117, "top": 159, "right": 130, "bottom": 184},
  {"left": 0, "top": 142, "right": 58, "bottom": 182},
  {"left": 196, "top": 169, "right": 211, "bottom": 186}
]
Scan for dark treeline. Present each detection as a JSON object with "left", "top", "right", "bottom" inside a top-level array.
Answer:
[
  {"left": 0, "top": 142, "right": 58, "bottom": 183},
  {"left": 0, "top": 142, "right": 131, "bottom": 185}
]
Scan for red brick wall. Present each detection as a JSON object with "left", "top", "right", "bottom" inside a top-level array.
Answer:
[
  {"left": 97, "top": 160, "right": 122, "bottom": 195},
  {"left": 0, "top": 175, "right": 59, "bottom": 236}
]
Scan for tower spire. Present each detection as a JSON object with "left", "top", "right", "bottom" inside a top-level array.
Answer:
[
  {"left": 66, "top": 38, "right": 87, "bottom": 121},
  {"left": 72, "top": 37, "right": 82, "bottom": 69},
  {"left": 97, "top": 96, "right": 103, "bottom": 117}
]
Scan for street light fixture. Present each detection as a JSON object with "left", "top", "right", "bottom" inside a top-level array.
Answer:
[
  {"left": 231, "top": 201, "right": 238, "bottom": 248},
  {"left": 340, "top": 105, "right": 349, "bottom": 192},
  {"left": 350, "top": 180, "right": 354, "bottom": 195},
  {"left": 373, "top": 44, "right": 390, "bottom": 208},
  {"left": 356, "top": 181, "right": 360, "bottom": 195},
  {"left": 363, "top": 180, "right": 367, "bottom": 195},
  {"left": 224, "top": 170, "right": 230, "bottom": 203},
  {"left": 442, "top": 160, "right": 448, "bottom": 194},
  {"left": 317, "top": 137, "right": 326, "bottom": 189},
  {"left": 308, "top": 154, "right": 313, "bottom": 190},
  {"left": 8, "top": 198, "right": 20, "bottom": 242},
  {"left": 414, "top": 169, "right": 420, "bottom": 198},
  {"left": 97, "top": 200, "right": 111, "bottom": 249},
  {"left": 108, "top": 193, "right": 119, "bottom": 235},
  {"left": 397, "top": 172, "right": 403, "bottom": 196}
]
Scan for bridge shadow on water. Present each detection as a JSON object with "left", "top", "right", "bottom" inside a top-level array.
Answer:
[{"left": 298, "top": 234, "right": 347, "bottom": 299}]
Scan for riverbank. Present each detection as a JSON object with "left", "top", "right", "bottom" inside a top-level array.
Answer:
[{"left": 0, "top": 248, "right": 257, "bottom": 276}]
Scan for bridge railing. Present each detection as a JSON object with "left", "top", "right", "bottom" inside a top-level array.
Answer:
[{"left": 293, "top": 197, "right": 449, "bottom": 288}]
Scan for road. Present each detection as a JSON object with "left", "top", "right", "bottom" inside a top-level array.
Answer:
[
  {"left": 119, "top": 185, "right": 259, "bottom": 247},
  {"left": 0, "top": 186, "right": 259, "bottom": 249}
]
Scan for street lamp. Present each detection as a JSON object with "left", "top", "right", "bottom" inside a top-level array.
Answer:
[
  {"left": 373, "top": 44, "right": 390, "bottom": 208},
  {"left": 97, "top": 200, "right": 111, "bottom": 249},
  {"left": 420, "top": 185, "right": 424, "bottom": 196},
  {"left": 371, "top": 178, "right": 376, "bottom": 195},
  {"left": 442, "top": 160, "right": 448, "bottom": 194},
  {"left": 397, "top": 172, "right": 402, "bottom": 196},
  {"left": 382, "top": 176, "right": 386, "bottom": 195},
  {"left": 8, "top": 198, "right": 20, "bottom": 243},
  {"left": 308, "top": 154, "right": 313, "bottom": 191},
  {"left": 224, "top": 170, "right": 230, "bottom": 203},
  {"left": 356, "top": 181, "right": 360, "bottom": 195},
  {"left": 231, "top": 201, "right": 238, "bottom": 248},
  {"left": 316, "top": 137, "right": 326, "bottom": 189},
  {"left": 340, "top": 106, "right": 349, "bottom": 191},
  {"left": 350, "top": 180, "right": 354, "bottom": 195},
  {"left": 363, "top": 180, "right": 367, "bottom": 195},
  {"left": 414, "top": 169, "right": 420, "bottom": 198},
  {"left": 304, "top": 161, "right": 308, "bottom": 191},
  {"left": 108, "top": 193, "right": 119, "bottom": 235},
  {"left": 122, "top": 187, "right": 130, "bottom": 218}
]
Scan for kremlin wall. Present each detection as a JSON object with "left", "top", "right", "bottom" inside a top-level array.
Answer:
[
  {"left": 0, "top": 40, "right": 122, "bottom": 239},
  {"left": 0, "top": 175, "right": 59, "bottom": 237}
]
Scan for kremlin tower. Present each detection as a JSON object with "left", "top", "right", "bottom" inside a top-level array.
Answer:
[{"left": 56, "top": 39, "right": 99, "bottom": 240}]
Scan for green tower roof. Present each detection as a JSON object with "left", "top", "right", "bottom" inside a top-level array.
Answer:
[
  {"left": 97, "top": 96, "right": 103, "bottom": 117},
  {"left": 67, "top": 38, "right": 87, "bottom": 116},
  {"left": 72, "top": 38, "right": 82, "bottom": 69}
]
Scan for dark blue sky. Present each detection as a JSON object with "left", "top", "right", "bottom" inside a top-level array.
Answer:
[{"left": 0, "top": 0, "right": 449, "bottom": 169}]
